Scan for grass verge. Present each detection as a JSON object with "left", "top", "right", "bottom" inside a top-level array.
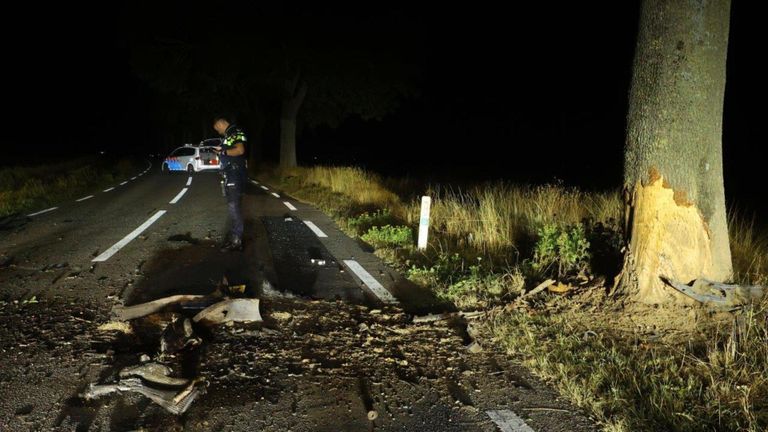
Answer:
[{"left": 0, "top": 156, "right": 141, "bottom": 218}]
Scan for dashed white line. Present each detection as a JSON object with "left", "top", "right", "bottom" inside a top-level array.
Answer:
[
  {"left": 27, "top": 207, "right": 58, "bottom": 217},
  {"left": 271, "top": 192, "right": 281, "bottom": 198},
  {"left": 103, "top": 187, "right": 115, "bottom": 192},
  {"left": 131, "top": 176, "right": 137, "bottom": 180},
  {"left": 76, "top": 195, "right": 94, "bottom": 202},
  {"left": 486, "top": 410, "right": 535, "bottom": 432},
  {"left": 92, "top": 210, "right": 167, "bottom": 262},
  {"left": 284, "top": 202, "right": 297, "bottom": 211},
  {"left": 186, "top": 177, "right": 193, "bottom": 186},
  {"left": 303, "top": 221, "right": 328, "bottom": 238},
  {"left": 260, "top": 185, "right": 269, "bottom": 191},
  {"left": 251, "top": 180, "right": 260, "bottom": 185},
  {"left": 343, "top": 260, "right": 398, "bottom": 304},
  {"left": 120, "top": 181, "right": 128, "bottom": 186},
  {"left": 169, "top": 188, "right": 189, "bottom": 204}
]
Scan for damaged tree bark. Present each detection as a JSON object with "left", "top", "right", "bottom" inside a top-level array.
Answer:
[{"left": 617, "top": 0, "right": 733, "bottom": 304}]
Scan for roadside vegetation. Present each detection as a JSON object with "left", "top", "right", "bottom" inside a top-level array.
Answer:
[
  {"left": 256, "top": 164, "right": 768, "bottom": 432},
  {"left": 0, "top": 156, "right": 141, "bottom": 218}
]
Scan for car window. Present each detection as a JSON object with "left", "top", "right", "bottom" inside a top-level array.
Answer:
[
  {"left": 169, "top": 148, "right": 183, "bottom": 157},
  {"left": 180, "top": 148, "right": 196, "bottom": 156}
]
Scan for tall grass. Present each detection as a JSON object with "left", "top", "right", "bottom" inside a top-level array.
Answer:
[
  {"left": 729, "top": 207, "right": 768, "bottom": 286},
  {"left": 259, "top": 164, "right": 622, "bottom": 259},
  {"left": 403, "top": 183, "right": 622, "bottom": 257},
  {"left": 489, "top": 298, "right": 768, "bottom": 432},
  {"left": 276, "top": 165, "right": 401, "bottom": 209}
]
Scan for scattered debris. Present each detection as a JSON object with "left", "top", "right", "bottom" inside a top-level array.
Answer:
[
  {"left": 193, "top": 299, "right": 262, "bottom": 325},
  {"left": 119, "top": 363, "right": 189, "bottom": 387},
  {"left": 661, "top": 277, "right": 765, "bottom": 307},
  {"left": 271, "top": 311, "right": 293, "bottom": 322},
  {"left": 466, "top": 341, "right": 483, "bottom": 354},
  {"left": 83, "top": 377, "right": 203, "bottom": 415},
  {"left": 522, "top": 407, "right": 572, "bottom": 413},
  {"left": 548, "top": 282, "right": 572, "bottom": 294},
  {"left": 83, "top": 279, "right": 260, "bottom": 415},
  {"left": 97, "top": 321, "right": 133, "bottom": 334},
  {"left": 112, "top": 294, "right": 208, "bottom": 321},
  {"left": 466, "top": 321, "right": 481, "bottom": 340},
  {"left": 227, "top": 284, "right": 246, "bottom": 295},
  {"left": 518, "top": 279, "right": 556, "bottom": 302},
  {"left": 21, "top": 295, "right": 39, "bottom": 305},
  {"left": 43, "top": 262, "right": 69, "bottom": 271},
  {"left": 161, "top": 316, "right": 201, "bottom": 354},
  {"left": 412, "top": 311, "right": 484, "bottom": 324},
  {"left": 308, "top": 246, "right": 326, "bottom": 266}
]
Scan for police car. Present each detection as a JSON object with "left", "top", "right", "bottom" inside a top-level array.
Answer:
[{"left": 161, "top": 139, "right": 222, "bottom": 173}]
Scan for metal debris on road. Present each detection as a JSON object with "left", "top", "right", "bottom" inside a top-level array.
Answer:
[
  {"left": 83, "top": 377, "right": 203, "bottom": 415},
  {"left": 193, "top": 298, "right": 263, "bottom": 325}
]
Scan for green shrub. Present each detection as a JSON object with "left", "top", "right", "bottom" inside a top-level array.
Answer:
[
  {"left": 361, "top": 225, "right": 412, "bottom": 248},
  {"left": 347, "top": 209, "right": 396, "bottom": 235},
  {"left": 532, "top": 222, "right": 590, "bottom": 278}
]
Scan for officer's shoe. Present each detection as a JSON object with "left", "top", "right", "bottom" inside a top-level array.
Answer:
[{"left": 220, "top": 237, "right": 243, "bottom": 252}]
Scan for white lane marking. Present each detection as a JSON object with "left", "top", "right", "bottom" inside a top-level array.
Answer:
[
  {"left": 251, "top": 180, "right": 260, "bottom": 185},
  {"left": 120, "top": 181, "right": 128, "bottom": 186},
  {"left": 486, "top": 410, "right": 535, "bottom": 432},
  {"left": 260, "top": 185, "right": 269, "bottom": 191},
  {"left": 169, "top": 188, "right": 189, "bottom": 204},
  {"left": 271, "top": 192, "right": 281, "bottom": 198},
  {"left": 284, "top": 201, "right": 297, "bottom": 211},
  {"left": 303, "top": 221, "right": 328, "bottom": 238},
  {"left": 343, "top": 260, "right": 398, "bottom": 304},
  {"left": 131, "top": 176, "right": 137, "bottom": 180},
  {"left": 27, "top": 207, "right": 58, "bottom": 217},
  {"left": 103, "top": 187, "right": 115, "bottom": 192},
  {"left": 76, "top": 195, "right": 94, "bottom": 202},
  {"left": 186, "top": 177, "right": 192, "bottom": 186},
  {"left": 92, "top": 210, "right": 166, "bottom": 262}
]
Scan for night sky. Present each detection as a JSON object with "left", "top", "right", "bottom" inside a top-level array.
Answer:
[{"left": 4, "top": 2, "right": 762, "bottom": 212}]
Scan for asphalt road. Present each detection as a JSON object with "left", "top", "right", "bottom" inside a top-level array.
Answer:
[{"left": 0, "top": 161, "right": 597, "bottom": 431}]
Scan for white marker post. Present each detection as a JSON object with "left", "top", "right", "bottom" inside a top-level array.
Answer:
[{"left": 417, "top": 196, "right": 431, "bottom": 250}]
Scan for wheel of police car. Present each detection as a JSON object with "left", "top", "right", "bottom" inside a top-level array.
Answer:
[
  {"left": 161, "top": 163, "right": 170, "bottom": 173},
  {"left": 187, "top": 164, "right": 194, "bottom": 173}
]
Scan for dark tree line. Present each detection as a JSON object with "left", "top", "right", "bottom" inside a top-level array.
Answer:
[{"left": 128, "top": 3, "right": 418, "bottom": 167}]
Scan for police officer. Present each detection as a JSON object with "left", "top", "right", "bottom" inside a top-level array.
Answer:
[{"left": 213, "top": 114, "right": 247, "bottom": 252}]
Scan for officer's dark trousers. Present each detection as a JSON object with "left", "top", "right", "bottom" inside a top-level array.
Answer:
[{"left": 224, "top": 167, "right": 245, "bottom": 241}]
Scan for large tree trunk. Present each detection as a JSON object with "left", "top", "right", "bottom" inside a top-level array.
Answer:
[
  {"left": 617, "top": 0, "right": 733, "bottom": 303},
  {"left": 280, "top": 72, "right": 307, "bottom": 169}
]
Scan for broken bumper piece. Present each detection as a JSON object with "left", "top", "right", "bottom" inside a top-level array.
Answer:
[{"left": 83, "top": 377, "right": 204, "bottom": 415}]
